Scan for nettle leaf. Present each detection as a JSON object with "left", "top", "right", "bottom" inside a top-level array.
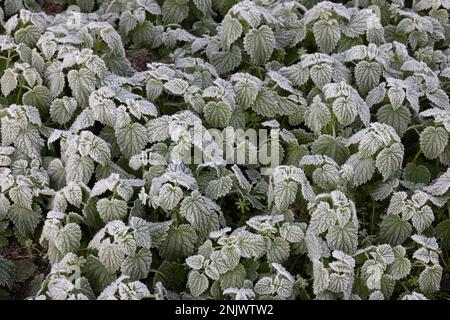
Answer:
[
  {"left": 121, "top": 248, "right": 152, "bottom": 281},
  {"left": 204, "top": 101, "right": 233, "bottom": 128},
  {"left": 50, "top": 97, "right": 77, "bottom": 125},
  {"left": 1, "top": 69, "right": 17, "bottom": 96},
  {"left": 375, "top": 143, "right": 404, "bottom": 181},
  {"left": 164, "top": 79, "right": 189, "bottom": 95},
  {"left": 267, "top": 237, "right": 290, "bottom": 263},
  {"left": 96, "top": 199, "right": 128, "bottom": 223},
  {"left": 0, "top": 256, "right": 15, "bottom": 289},
  {"left": 219, "top": 15, "right": 242, "bottom": 49},
  {"left": 160, "top": 224, "right": 197, "bottom": 260},
  {"left": 243, "top": 25, "right": 275, "bottom": 65},
  {"left": 162, "top": 0, "right": 189, "bottom": 24},
  {"left": 22, "top": 85, "right": 51, "bottom": 111},
  {"left": 354, "top": 61, "right": 382, "bottom": 94},
  {"left": 68, "top": 68, "right": 96, "bottom": 108},
  {"left": 332, "top": 97, "right": 358, "bottom": 126},
  {"left": 426, "top": 89, "right": 449, "bottom": 110},
  {"left": 180, "top": 191, "right": 220, "bottom": 237},
  {"left": 209, "top": 45, "right": 242, "bottom": 74},
  {"left": 66, "top": 155, "right": 95, "bottom": 184},
  {"left": 188, "top": 270, "right": 209, "bottom": 297},
  {"left": 377, "top": 105, "right": 411, "bottom": 137},
  {"left": 8, "top": 204, "right": 42, "bottom": 237},
  {"left": 159, "top": 184, "right": 183, "bottom": 211},
  {"left": 380, "top": 215, "right": 412, "bottom": 246},
  {"left": 98, "top": 239, "right": 125, "bottom": 273},
  {"left": 115, "top": 123, "right": 148, "bottom": 158},
  {"left": 313, "top": 19, "right": 341, "bottom": 53},
  {"left": 273, "top": 180, "right": 297, "bottom": 211},
  {"left": 424, "top": 168, "right": 450, "bottom": 196},
  {"left": 309, "top": 63, "right": 333, "bottom": 88},
  {"left": 54, "top": 223, "right": 82, "bottom": 254},
  {"left": 205, "top": 176, "right": 233, "bottom": 200},
  {"left": 305, "top": 98, "right": 331, "bottom": 134},
  {"left": 419, "top": 265, "right": 442, "bottom": 294},
  {"left": 420, "top": 127, "right": 448, "bottom": 160},
  {"left": 325, "top": 222, "right": 358, "bottom": 254}
]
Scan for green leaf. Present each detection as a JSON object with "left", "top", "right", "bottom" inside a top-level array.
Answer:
[
  {"left": 8, "top": 204, "right": 41, "bottom": 237},
  {"left": 96, "top": 198, "right": 128, "bottom": 223},
  {"left": 188, "top": 270, "right": 209, "bottom": 297},
  {"left": 50, "top": 97, "right": 77, "bottom": 125},
  {"left": 204, "top": 101, "right": 233, "bottom": 128},
  {"left": 84, "top": 255, "right": 116, "bottom": 293},
  {"left": 243, "top": 25, "right": 275, "bottom": 65},
  {"left": 311, "top": 135, "right": 350, "bottom": 165},
  {"left": 419, "top": 265, "right": 442, "bottom": 294},
  {"left": 115, "top": 123, "right": 148, "bottom": 158},
  {"left": 0, "top": 256, "right": 15, "bottom": 289},
  {"left": 219, "top": 15, "right": 242, "bottom": 49},
  {"left": 380, "top": 215, "right": 412, "bottom": 246},
  {"left": 205, "top": 176, "right": 233, "bottom": 200},
  {"left": 121, "top": 248, "right": 152, "bottom": 281},
  {"left": 354, "top": 61, "right": 382, "bottom": 94},
  {"left": 22, "top": 86, "right": 51, "bottom": 111},
  {"left": 377, "top": 104, "right": 411, "bottom": 137},
  {"left": 67, "top": 68, "right": 96, "bottom": 108},
  {"left": 375, "top": 143, "right": 404, "bottom": 181},
  {"left": 159, "top": 224, "right": 198, "bottom": 260},
  {"left": 420, "top": 127, "right": 448, "bottom": 160},
  {"left": 402, "top": 163, "right": 431, "bottom": 184},
  {"left": 313, "top": 19, "right": 340, "bottom": 53},
  {"left": 435, "top": 220, "right": 450, "bottom": 250},
  {"left": 1, "top": 69, "right": 17, "bottom": 97},
  {"left": 180, "top": 191, "right": 220, "bottom": 237},
  {"left": 220, "top": 264, "right": 246, "bottom": 291},
  {"left": 162, "top": 0, "right": 189, "bottom": 24}
]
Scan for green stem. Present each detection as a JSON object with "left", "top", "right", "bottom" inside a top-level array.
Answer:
[
  {"left": 370, "top": 201, "right": 376, "bottom": 233},
  {"left": 411, "top": 149, "right": 421, "bottom": 164},
  {"left": 5, "top": 49, "right": 11, "bottom": 69}
]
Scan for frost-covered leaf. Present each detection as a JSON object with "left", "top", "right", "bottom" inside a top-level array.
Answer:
[
  {"left": 205, "top": 176, "right": 233, "bottom": 200},
  {"left": 420, "top": 127, "right": 448, "bottom": 160},
  {"left": 313, "top": 19, "right": 340, "bottom": 53},
  {"left": 243, "top": 25, "right": 275, "bottom": 65},
  {"left": 160, "top": 224, "right": 197, "bottom": 260},
  {"left": 188, "top": 270, "right": 208, "bottom": 297},
  {"left": 115, "top": 123, "right": 148, "bottom": 158},
  {"left": 219, "top": 15, "right": 242, "bottom": 49},
  {"left": 96, "top": 199, "right": 128, "bottom": 223},
  {"left": 375, "top": 143, "right": 404, "bottom": 181},
  {"left": 419, "top": 265, "right": 442, "bottom": 294}
]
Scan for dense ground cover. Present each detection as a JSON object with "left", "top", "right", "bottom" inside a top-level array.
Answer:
[{"left": 0, "top": 0, "right": 449, "bottom": 300}]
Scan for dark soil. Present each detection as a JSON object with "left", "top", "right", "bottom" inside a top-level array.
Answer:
[
  {"left": 1, "top": 241, "right": 49, "bottom": 300},
  {"left": 40, "top": 0, "right": 67, "bottom": 15},
  {"left": 126, "top": 49, "right": 156, "bottom": 72}
]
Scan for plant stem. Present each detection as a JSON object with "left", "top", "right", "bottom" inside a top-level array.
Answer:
[{"left": 411, "top": 149, "right": 421, "bottom": 163}]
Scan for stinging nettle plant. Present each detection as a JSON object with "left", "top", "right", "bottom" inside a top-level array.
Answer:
[{"left": 0, "top": 0, "right": 449, "bottom": 300}]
